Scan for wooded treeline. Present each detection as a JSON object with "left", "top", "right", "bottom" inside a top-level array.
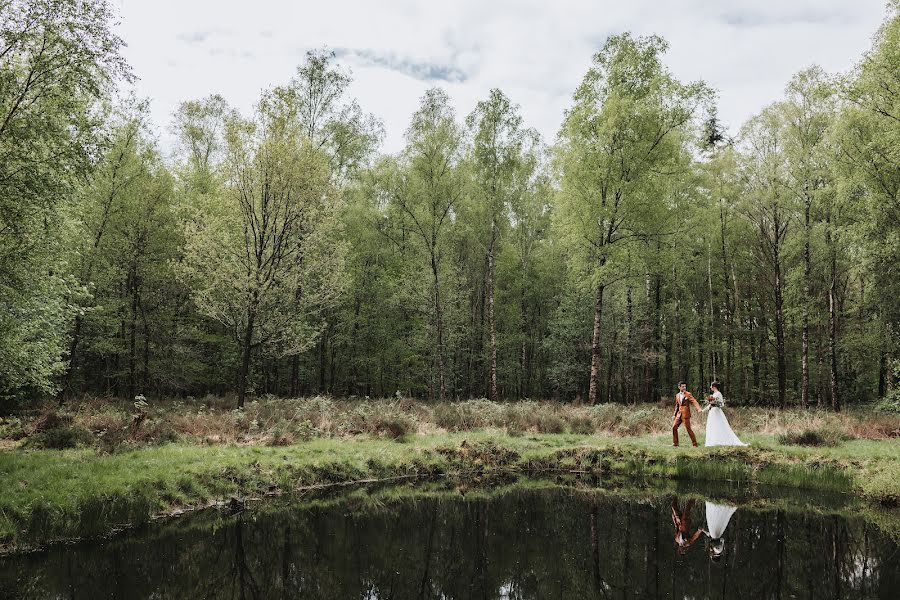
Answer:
[{"left": 2, "top": 0, "right": 898, "bottom": 409}]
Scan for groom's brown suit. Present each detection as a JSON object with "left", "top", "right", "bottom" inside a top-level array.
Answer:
[{"left": 672, "top": 391, "right": 702, "bottom": 446}]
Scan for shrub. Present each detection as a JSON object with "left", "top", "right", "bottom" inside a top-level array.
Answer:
[
  {"left": 568, "top": 414, "right": 596, "bottom": 435},
  {"left": 873, "top": 394, "right": 900, "bottom": 415},
  {"left": 26, "top": 426, "right": 94, "bottom": 450},
  {"left": 372, "top": 413, "right": 416, "bottom": 439},
  {"left": 267, "top": 430, "right": 295, "bottom": 446},
  {"left": 536, "top": 413, "right": 566, "bottom": 434},
  {"left": 297, "top": 419, "right": 318, "bottom": 441},
  {"left": 501, "top": 403, "right": 529, "bottom": 432},
  {"left": 0, "top": 417, "right": 27, "bottom": 440},
  {"left": 96, "top": 426, "right": 131, "bottom": 453},
  {"left": 506, "top": 425, "right": 524, "bottom": 437},
  {"left": 140, "top": 422, "right": 179, "bottom": 445},
  {"left": 590, "top": 404, "right": 623, "bottom": 432},
  {"left": 776, "top": 428, "right": 839, "bottom": 447},
  {"left": 30, "top": 410, "right": 73, "bottom": 433},
  {"left": 434, "top": 402, "right": 481, "bottom": 431},
  {"left": 617, "top": 407, "right": 659, "bottom": 436}
]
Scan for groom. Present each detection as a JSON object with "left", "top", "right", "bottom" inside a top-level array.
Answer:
[{"left": 672, "top": 382, "right": 703, "bottom": 447}]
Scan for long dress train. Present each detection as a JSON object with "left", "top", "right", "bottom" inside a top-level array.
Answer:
[{"left": 705, "top": 406, "right": 747, "bottom": 446}]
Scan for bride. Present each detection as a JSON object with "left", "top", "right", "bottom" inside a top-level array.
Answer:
[{"left": 702, "top": 381, "right": 747, "bottom": 446}]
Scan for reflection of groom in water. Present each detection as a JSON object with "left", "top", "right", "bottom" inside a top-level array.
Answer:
[
  {"left": 672, "top": 382, "right": 703, "bottom": 447},
  {"left": 671, "top": 498, "right": 704, "bottom": 554}
]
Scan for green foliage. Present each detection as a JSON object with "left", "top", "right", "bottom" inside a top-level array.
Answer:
[
  {"left": 874, "top": 366, "right": 900, "bottom": 413},
  {"left": 0, "top": 417, "right": 26, "bottom": 440},
  {"left": 0, "top": 3, "right": 897, "bottom": 412},
  {"left": 176, "top": 89, "right": 348, "bottom": 404},
  {"left": 0, "top": 0, "right": 129, "bottom": 398}
]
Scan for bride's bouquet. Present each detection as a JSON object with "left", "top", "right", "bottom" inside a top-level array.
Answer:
[{"left": 704, "top": 396, "right": 724, "bottom": 410}]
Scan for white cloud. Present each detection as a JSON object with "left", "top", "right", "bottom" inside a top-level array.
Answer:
[{"left": 115, "top": 0, "right": 888, "bottom": 155}]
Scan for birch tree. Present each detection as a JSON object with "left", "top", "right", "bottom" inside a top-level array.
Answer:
[
  {"left": 385, "top": 88, "right": 463, "bottom": 401},
  {"left": 179, "top": 92, "right": 346, "bottom": 407},
  {"left": 556, "top": 33, "right": 710, "bottom": 404},
  {"left": 466, "top": 88, "right": 537, "bottom": 401}
]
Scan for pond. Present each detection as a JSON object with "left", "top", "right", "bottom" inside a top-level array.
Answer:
[{"left": 1, "top": 481, "right": 897, "bottom": 599}]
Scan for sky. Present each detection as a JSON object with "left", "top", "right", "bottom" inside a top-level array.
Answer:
[{"left": 114, "top": 0, "right": 890, "bottom": 155}]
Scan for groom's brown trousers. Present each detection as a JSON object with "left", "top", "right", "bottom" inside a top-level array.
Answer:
[{"left": 672, "top": 412, "right": 698, "bottom": 446}]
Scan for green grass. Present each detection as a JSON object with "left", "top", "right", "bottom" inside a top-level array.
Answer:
[{"left": 0, "top": 431, "right": 897, "bottom": 550}]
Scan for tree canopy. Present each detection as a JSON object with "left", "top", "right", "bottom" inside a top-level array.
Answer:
[{"left": 1, "top": 1, "right": 898, "bottom": 411}]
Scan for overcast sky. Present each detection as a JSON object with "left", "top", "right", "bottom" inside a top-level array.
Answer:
[{"left": 114, "top": 0, "right": 889, "bottom": 155}]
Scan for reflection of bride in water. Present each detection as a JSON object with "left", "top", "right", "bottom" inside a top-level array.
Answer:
[{"left": 705, "top": 501, "right": 738, "bottom": 562}]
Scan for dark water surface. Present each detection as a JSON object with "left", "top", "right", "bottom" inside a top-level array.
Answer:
[{"left": 1, "top": 484, "right": 898, "bottom": 599}]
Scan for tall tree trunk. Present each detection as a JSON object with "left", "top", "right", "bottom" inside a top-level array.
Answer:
[
  {"left": 816, "top": 325, "right": 825, "bottom": 407},
  {"left": 328, "top": 342, "right": 337, "bottom": 393},
  {"left": 139, "top": 294, "right": 149, "bottom": 391},
  {"left": 643, "top": 270, "right": 654, "bottom": 404},
  {"left": 698, "top": 299, "right": 706, "bottom": 391},
  {"left": 289, "top": 356, "right": 300, "bottom": 397},
  {"left": 519, "top": 251, "right": 529, "bottom": 399},
  {"left": 520, "top": 335, "right": 527, "bottom": 399},
  {"left": 664, "top": 325, "right": 674, "bottom": 398},
  {"left": 431, "top": 249, "right": 446, "bottom": 402},
  {"left": 238, "top": 308, "right": 256, "bottom": 409},
  {"left": 625, "top": 285, "right": 634, "bottom": 404},
  {"left": 801, "top": 194, "right": 812, "bottom": 408},
  {"left": 674, "top": 266, "right": 684, "bottom": 382},
  {"left": 759, "top": 308, "right": 768, "bottom": 403},
  {"left": 707, "top": 239, "right": 717, "bottom": 380},
  {"left": 721, "top": 204, "right": 735, "bottom": 395},
  {"left": 487, "top": 227, "right": 498, "bottom": 402},
  {"left": 588, "top": 282, "right": 605, "bottom": 405},
  {"left": 61, "top": 315, "right": 83, "bottom": 404},
  {"left": 653, "top": 271, "right": 662, "bottom": 402},
  {"left": 466, "top": 268, "right": 483, "bottom": 398},
  {"left": 829, "top": 271, "right": 840, "bottom": 412},
  {"left": 733, "top": 266, "right": 749, "bottom": 403},
  {"left": 317, "top": 334, "right": 327, "bottom": 393},
  {"left": 345, "top": 295, "right": 362, "bottom": 397},
  {"left": 774, "top": 244, "right": 787, "bottom": 408},
  {"left": 128, "top": 271, "right": 138, "bottom": 400},
  {"left": 827, "top": 212, "right": 840, "bottom": 412},
  {"left": 606, "top": 314, "right": 617, "bottom": 403},
  {"left": 470, "top": 257, "right": 487, "bottom": 398}
]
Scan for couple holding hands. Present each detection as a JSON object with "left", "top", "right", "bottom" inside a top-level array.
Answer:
[{"left": 672, "top": 381, "right": 747, "bottom": 447}]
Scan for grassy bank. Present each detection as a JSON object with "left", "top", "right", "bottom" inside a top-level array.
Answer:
[{"left": 1, "top": 427, "right": 898, "bottom": 551}]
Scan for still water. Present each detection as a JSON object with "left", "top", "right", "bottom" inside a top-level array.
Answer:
[{"left": 1, "top": 483, "right": 897, "bottom": 599}]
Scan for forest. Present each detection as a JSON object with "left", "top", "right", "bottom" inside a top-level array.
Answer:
[{"left": 1, "top": 0, "right": 898, "bottom": 411}]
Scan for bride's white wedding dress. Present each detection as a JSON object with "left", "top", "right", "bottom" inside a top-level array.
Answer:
[{"left": 705, "top": 391, "right": 747, "bottom": 447}]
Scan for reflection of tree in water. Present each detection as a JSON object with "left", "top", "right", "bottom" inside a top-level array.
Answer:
[
  {"left": 1, "top": 489, "right": 898, "bottom": 599},
  {"left": 231, "top": 515, "right": 260, "bottom": 599},
  {"left": 590, "top": 505, "right": 609, "bottom": 598}
]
